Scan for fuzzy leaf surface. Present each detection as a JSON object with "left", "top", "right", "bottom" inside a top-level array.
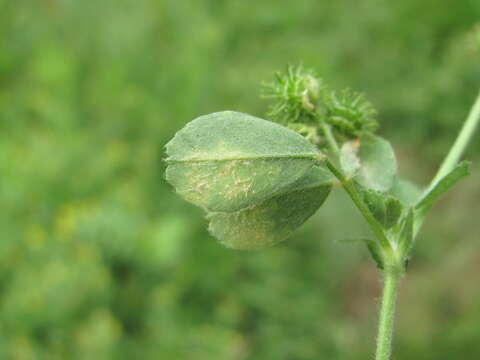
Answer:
[
  {"left": 340, "top": 134, "right": 397, "bottom": 191},
  {"left": 165, "top": 111, "right": 323, "bottom": 212},
  {"left": 208, "top": 166, "right": 333, "bottom": 250},
  {"left": 362, "top": 190, "right": 403, "bottom": 229}
]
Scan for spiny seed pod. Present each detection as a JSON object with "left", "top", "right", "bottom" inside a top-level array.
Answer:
[
  {"left": 262, "top": 65, "right": 325, "bottom": 125},
  {"left": 324, "top": 89, "right": 378, "bottom": 138}
]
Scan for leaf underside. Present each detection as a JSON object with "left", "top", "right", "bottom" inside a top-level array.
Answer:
[
  {"left": 208, "top": 166, "right": 332, "bottom": 250},
  {"left": 165, "top": 111, "right": 322, "bottom": 212},
  {"left": 165, "top": 111, "right": 333, "bottom": 249}
]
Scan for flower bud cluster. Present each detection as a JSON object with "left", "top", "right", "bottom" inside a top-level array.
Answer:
[{"left": 263, "top": 65, "right": 379, "bottom": 143}]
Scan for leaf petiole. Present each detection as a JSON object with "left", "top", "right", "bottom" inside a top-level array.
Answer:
[
  {"left": 324, "top": 159, "right": 393, "bottom": 255},
  {"left": 320, "top": 121, "right": 340, "bottom": 154},
  {"left": 427, "top": 90, "right": 480, "bottom": 189},
  {"left": 414, "top": 90, "right": 480, "bottom": 236}
]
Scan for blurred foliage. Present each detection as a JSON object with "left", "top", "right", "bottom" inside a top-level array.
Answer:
[{"left": 0, "top": 0, "right": 480, "bottom": 359}]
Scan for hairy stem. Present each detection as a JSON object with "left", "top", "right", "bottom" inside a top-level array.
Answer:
[
  {"left": 375, "top": 267, "right": 402, "bottom": 360},
  {"left": 320, "top": 116, "right": 401, "bottom": 360},
  {"left": 320, "top": 122, "right": 340, "bottom": 154},
  {"left": 428, "top": 90, "right": 480, "bottom": 189},
  {"left": 320, "top": 122, "right": 391, "bottom": 252},
  {"left": 414, "top": 90, "right": 480, "bottom": 236},
  {"left": 325, "top": 159, "right": 392, "bottom": 253}
]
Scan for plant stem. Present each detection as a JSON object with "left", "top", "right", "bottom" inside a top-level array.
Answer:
[
  {"left": 320, "top": 115, "right": 401, "bottom": 360},
  {"left": 325, "top": 159, "right": 392, "bottom": 253},
  {"left": 375, "top": 266, "right": 402, "bottom": 360},
  {"left": 321, "top": 122, "right": 340, "bottom": 154},
  {"left": 427, "top": 90, "right": 480, "bottom": 190},
  {"left": 319, "top": 122, "right": 392, "bottom": 252},
  {"left": 414, "top": 90, "right": 480, "bottom": 236}
]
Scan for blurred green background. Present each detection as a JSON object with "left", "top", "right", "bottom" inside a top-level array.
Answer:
[{"left": 1, "top": 0, "right": 480, "bottom": 359}]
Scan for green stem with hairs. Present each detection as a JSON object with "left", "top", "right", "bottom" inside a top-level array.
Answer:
[
  {"left": 373, "top": 90, "right": 480, "bottom": 359},
  {"left": 319, "top": 122, "right": 390, "bottom": 251},
  {"left": 415, "top": 90, "right": 480, "bottom": 235},
  {"left": 324, "top": 160, "right": 392, "bottom": 254},
  {"left": 321, "top": 122, "right": 340, "bottom": 154},
  {"left": 321, "top": 120, "right": 401, "bottom": 360},
  {"left": 428, "top": 90, "right": 480, "bottom": 189},
  {"left": 375, "top": 266, "right": 402, "bottom": 360},
  {"left": 325, "top": 158, "right": 399, "bottom": 360}
]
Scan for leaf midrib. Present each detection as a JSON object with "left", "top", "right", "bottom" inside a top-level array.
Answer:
[{"left": 165, "top": 153, "right": 321, "bottom": 163}]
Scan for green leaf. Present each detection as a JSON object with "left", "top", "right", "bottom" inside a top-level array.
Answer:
[
  {"left": 390, "top": 178, "right": 422, "bottom": 206},
  {"left": 340, "top": 134, "right": 397, "bottom": 191},
  {"left": 362, "top": 189, "right": 386, "bottom": 225},
  {"left": 398, "top": 208, "right": 414, "bottom": 259},
  {"left": 165, "top": 111, "right": 334, "bottom": 250},
  {"left": 165, "top": 111, "right": 323, "bottom": 212},
  {"left": 362, "top": 190, "right": 403, "bottom": 229},
  {"left": 384, "top": 197, "right": 403, "bottom": 229},
  {"left": 365, "top": 240, "right": 384, "bottom": 270},
  {"left": 415, "top": 161, "right": 470, "bottom": 215},
  {"left": 208, "top": 166, "right": 332, "bottom": 250}
]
